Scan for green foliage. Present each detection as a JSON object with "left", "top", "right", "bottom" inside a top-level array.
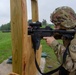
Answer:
[
  {"left": 28, "top": 19, "right": 32, "bottom": 24},
  {"left": 42, "top": 19, "right": 47, "bottom": 26},
  {"left": 0, "top": 22, "right": 11, "bottom": 31}
]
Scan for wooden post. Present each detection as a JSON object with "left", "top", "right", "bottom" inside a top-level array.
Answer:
[
  {"left": 25, "top": 0, "right": 42, "bottom": 75},
  {"left": 10, "top": 0, "right": 28, "bottom": 75},
  {"left": 9, "top": 72, "right": 19, "bottom": 75},
  {"left": 25, "top": 36, "right": 42, "bottom": 75},
  {"left": 31, "top": 0, "right": 39, "bottom": 22},
  {"left": 10, "top": 0, "right": 42, "bottom": 75},
  {"left": 28, "top": 0, "right": 42, "bottom": 75}
]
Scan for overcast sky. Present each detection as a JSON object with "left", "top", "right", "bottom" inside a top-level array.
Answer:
[{"left": 0, "top": 0, "right": 76, "bottom": 26}]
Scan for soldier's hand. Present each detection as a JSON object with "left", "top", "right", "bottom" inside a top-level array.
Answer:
[{"left": 43, "top": 36, "right": 55, "bottom": 46}]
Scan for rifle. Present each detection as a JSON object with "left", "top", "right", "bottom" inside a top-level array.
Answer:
[
  {"left": 28, "top": 21, "right": 76, "bottom": 75},
  {"left": 28, "top": 21, "right": 76, "bottom": 50}
]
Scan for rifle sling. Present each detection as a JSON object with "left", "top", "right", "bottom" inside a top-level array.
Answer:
[{"left": 34, "top": 44, "right": 70, "bottom": 75}]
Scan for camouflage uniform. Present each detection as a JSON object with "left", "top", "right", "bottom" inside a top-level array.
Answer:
[{"left": 50, "top": 6, "right": 76, "bottom": 75}]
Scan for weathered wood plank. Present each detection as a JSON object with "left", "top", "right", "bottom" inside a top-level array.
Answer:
[
  {"left": 31, "top": 0, "right": 39, "bottom": 22},
  {"left": 25, "top": 36, "right": 42, "bottom": 75},
  {"left": 30, "top": 0, "right": 42, "bottom": 75},
  {"left": 10, "top": 0, "right": 42, "bottom": 75},
  {"left": 9, "top": 72, "right": 19, "bottom": 75},
  {"left": 10, "top": 0, "right": 28, "bottom": 75}
]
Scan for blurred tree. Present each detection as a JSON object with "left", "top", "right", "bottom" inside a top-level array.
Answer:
[
  {"left": 42, "top": 19, "right": 47, "bottom": 26},
  {"left": 0, "top": 22, "right": 11, "bottom": 32}
]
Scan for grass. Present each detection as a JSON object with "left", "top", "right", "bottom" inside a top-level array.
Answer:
[
  {"left": 0, "top": 31, "right": 12, "bottom": 63},
  {"left": 0, "top": 31, "right": 62, "bottom": 72},
  {"left": 41, "top": 40, "right": 60, "bottom": 72}
]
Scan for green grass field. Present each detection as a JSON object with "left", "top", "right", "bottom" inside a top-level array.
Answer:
[
  {"left": 41, "top": 40, "right": 59, "bottom": 72},
  {"left": 0, "top": 31, "right": 12, "bottom": 63},
  {"left": 0, "top": 31, "right": 60, "bottom": 72}
]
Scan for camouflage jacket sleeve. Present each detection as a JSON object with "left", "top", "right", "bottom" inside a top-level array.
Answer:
[
  {"left": 50, "top": 40, "right": 74, "bottom": 71},
  {"left": 50, "top": 33, "right": 76, "bottom": 72},
  {"left": 50, "top": 40, "right": 66, "bottom": 64},
  {"left": 69, "top": 33, "right": 76, "bottom": 61},
  {"left": 69, "top": 33, "right": 76, "bottom": 71}
]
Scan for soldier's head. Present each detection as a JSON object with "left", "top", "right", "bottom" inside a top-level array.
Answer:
[{"left": 50, "top": 6, "right": 76, "bottom": 29}]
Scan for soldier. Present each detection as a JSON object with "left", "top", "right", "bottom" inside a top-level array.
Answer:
[{"left": 43, "top": 6, "right": 76, "bottom": 75}]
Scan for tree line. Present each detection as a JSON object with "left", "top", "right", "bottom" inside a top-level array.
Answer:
[
  {"left": 0, "top": 19, "right": 53, "bottom": 32},
  {"left": 0, "top": 22, "right": 11, "bottom": 32}
]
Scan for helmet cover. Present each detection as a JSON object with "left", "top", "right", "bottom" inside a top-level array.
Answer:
[{"left": 51, "top": 6, "right": 76, "bottom": 28}]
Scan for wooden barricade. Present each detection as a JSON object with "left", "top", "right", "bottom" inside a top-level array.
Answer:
[
  {"left": 9, "top": 72, "right": 19, "bottom": 75},
  {"left": 31, "top": 0, "right": 39, "bottom": 22},
  {"left": 10, "top": 0, "right": 42, "bottom": 75}
]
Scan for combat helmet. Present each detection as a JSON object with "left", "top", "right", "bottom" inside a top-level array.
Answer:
[{"left": 50, "top": 6, "right": 76, "bottom": 29}]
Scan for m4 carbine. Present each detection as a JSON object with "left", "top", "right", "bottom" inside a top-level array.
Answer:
[
  {"left": 28, "top": 21, "right": 76, "bottom": 75},
  {"left": 28, "top": 21, "right": 76, "bottom": 50}
]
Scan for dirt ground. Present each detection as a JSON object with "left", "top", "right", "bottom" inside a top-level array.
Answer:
[
  {"left": 0, "top": 58, "right": 45, "bottom": 75},
  {"left": 0, "top": 59, "right": 12, "bottom": 75}
]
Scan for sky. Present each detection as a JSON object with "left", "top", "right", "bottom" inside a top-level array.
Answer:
[{"left": 0, "top": 0, "right": 76, "bottom": 26}]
